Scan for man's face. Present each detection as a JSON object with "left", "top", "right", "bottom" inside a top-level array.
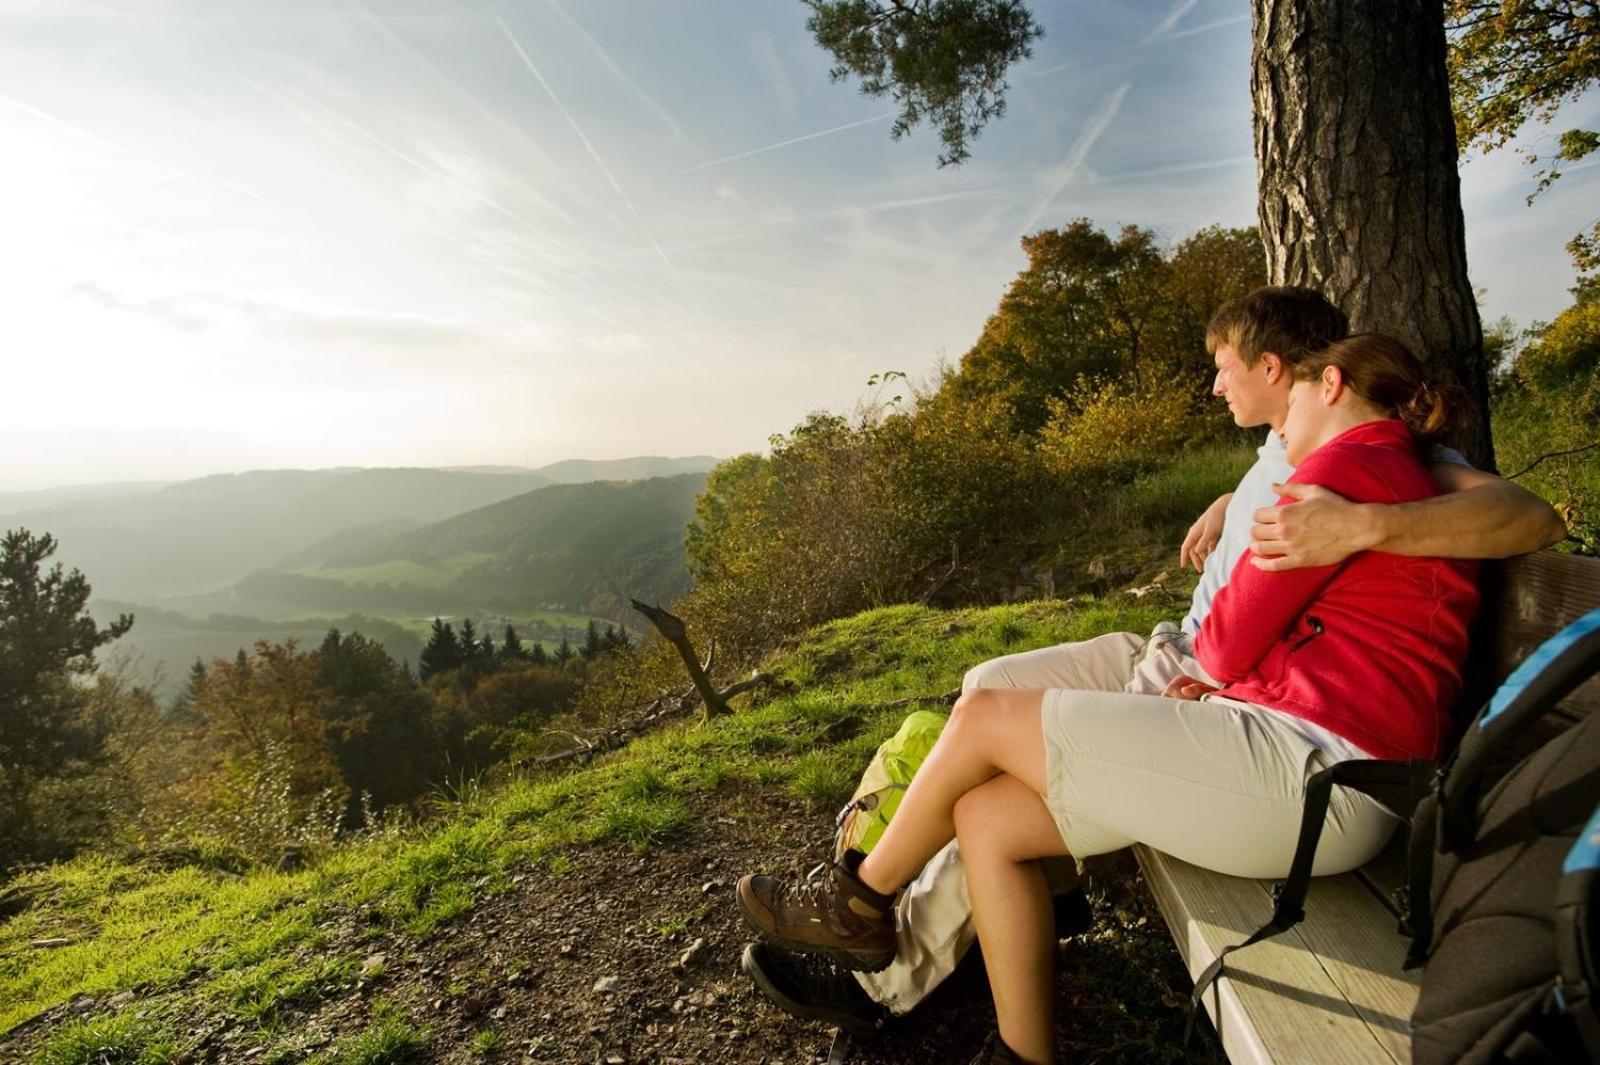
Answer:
[{"left": 1212, "top": 343, "right": 1289, "bottom": 430}]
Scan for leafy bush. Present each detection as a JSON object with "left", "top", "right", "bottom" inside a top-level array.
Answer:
[
  {"left": 1037, "top": 379, "right": 1198, "bottom": 483},
  {"left": 1495, "top": 288, "right": 1600, "bottom": 554}
]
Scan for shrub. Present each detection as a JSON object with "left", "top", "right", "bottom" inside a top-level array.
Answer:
[{"left": 1037, "top": 379, "right": 1198, "bottom": 483}]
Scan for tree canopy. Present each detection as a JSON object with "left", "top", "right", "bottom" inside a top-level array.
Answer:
[
  {"left": 1447, "top": 1, "right": 1600, "bottom": 271},
  {"left": 803, "top": 0, "right": 1044, "bottom": 165}
]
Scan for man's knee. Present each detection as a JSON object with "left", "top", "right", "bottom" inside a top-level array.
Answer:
[
  {"left": 948, "top": 687, "right": 1003, "bottom": 733},
  {"left": 962, "top": 657, "right": 1011, "bottom": 692}
]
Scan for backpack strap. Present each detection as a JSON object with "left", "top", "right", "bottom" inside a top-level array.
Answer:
[
  {"left": 1186, "top": 757, "right": 1434, "bottom": 1047},
  {"left": 1440, "top": 607, "right": 1600, "bottom": 852},
  {"left": 1553, "top": 801, "right": 1600, "bottom": 1058},
  {"left": 1402, "top": 789, "right": 1441, "bottom": 969}
]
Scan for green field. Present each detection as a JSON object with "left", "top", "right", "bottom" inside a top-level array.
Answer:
[{"left": 292, "top": 552, "right": 497, "bottom": 592}]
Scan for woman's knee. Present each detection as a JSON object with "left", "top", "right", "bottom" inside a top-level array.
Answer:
[
  {"left": 953, "top": 782, "right": 1011, "bottom": 856},
  {"left": 954, "top": 777, "right": 1068, "bottom": 863}
]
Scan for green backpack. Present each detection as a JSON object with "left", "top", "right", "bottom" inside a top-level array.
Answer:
[{"left": 832, "top": 710, "right": 948, "bottom": 860}]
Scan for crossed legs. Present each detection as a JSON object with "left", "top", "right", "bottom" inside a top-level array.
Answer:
[{"left": 855, "top": 687, "right": 1068, "bottom": 1064}]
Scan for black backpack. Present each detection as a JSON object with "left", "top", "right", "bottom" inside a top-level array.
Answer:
[{"left": 1189, "top": 605, "right": 1600, "bottom": 1062}]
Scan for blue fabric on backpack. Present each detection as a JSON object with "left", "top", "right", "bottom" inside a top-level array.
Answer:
[
  {"left": 1482, "top": 607, "right": 1600, "bottom": 727},
  {"left": 1563, "top": 802, "right": 1600, "bottom": 875}
]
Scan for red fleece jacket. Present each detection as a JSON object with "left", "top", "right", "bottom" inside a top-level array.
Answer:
[{"left": 1194, "top": 419, "right": 1480, "bottom": 761}]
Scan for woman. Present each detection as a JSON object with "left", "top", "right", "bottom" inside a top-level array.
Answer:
[{"left": 736, "top": 333, "right": 1480, "bottom": 1064}]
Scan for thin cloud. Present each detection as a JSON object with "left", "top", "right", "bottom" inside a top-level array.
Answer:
[
  {"left": 65, "top": 282, "right": 212, "bottom": 333},
  {"left": 0, "top": 90, "right": 285, "bottom": 211},
  {"left": 492, "top": 8, "right": 706, "bottom": 322},
  {"left": 273, "top": 82, "right": 602, "bottom": 274},
  {"left": 1022, "top": 82, "right": 1134, "bottom": 234},
  {"left": 753, "top": 32, "right": 797, "bottom": 116},
  {"left": 675, "top": 114, "right": 895, "bottom": 175},
  {"left": 1166, "top": 14, "right": 1250, "bottom": 41},
  {"left": 546, "top": 0, "right": 688, "bottom": 142},
  {"left": 347, "top": 0, "right": 588, "bottom": 226},
  {"left": 1144, "top": 0, "right": 1202, "bottom": 43}
]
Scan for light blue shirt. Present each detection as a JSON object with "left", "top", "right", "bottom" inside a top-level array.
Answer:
[{"left": 1182, "top": 432, "right": 1291, "bottom": 635}]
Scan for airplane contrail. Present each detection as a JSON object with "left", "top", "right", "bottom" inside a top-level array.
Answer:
[
  {"left": 0, "top": 90, "right": 285, "bottom": 210},
  {"left": 1166, "top": 15, "right": 1250, "bottom": 41},
  {"left": 676, "top": 113, "right": 894, "bottom": 175},
  {"left": 1022, "top": 82, "right": 1133, "bottom": 234},
  {"left": 546, "top": 0, "right": 688, "bottom": 142},
  {"left": 1145, "top": 0, "right": 1202, "bottom": 42},
  {"left": 1095, "top": 155, "right": 1252, "bottom": 183},
  {"left": 492, "top": 8, "right": 706, "bottom": 322}
]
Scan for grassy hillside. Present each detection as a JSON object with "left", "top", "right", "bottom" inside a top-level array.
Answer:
[
  {"left": 0, "top": 595, "right": 1218, "bottom": 1064},
  {"left": 244, "top": 474, "right": 708, "bottom": 626}
]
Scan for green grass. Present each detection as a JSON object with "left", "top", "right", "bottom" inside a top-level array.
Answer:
[
  {"left": 470, "top": 1028, "right": 504, "bottom": 1057},
  {"left": 317, "top": 999, "right": 428, "bottom": 1065},
  {"left": 208, "top": 951, "right": 358, "bottom": 1020},
  {"left": 1048, "top": 441, "right": 1256, "bottom": 597},
  {"left": 31, "top": 1011, "right": 175, "bottom": 1065},
  {"left": 0, "top": 595, "right": 1174, "bottom": 1038},
  {"left": 295, "top": 553, "right": 496, "bottom": 592}
]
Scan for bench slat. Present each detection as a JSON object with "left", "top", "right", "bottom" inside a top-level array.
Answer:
[{"left": 1136, "top": 844, "right": 1417, "bottom": 1064}]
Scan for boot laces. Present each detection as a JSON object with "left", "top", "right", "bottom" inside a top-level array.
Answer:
[{"left": 778, "top": 874, "right": 839, "bottom": 915}]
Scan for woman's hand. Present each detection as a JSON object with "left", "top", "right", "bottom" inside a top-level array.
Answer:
[
  {"left": 1180, "top": 492, "right": 1233, "bottom": 572},
  {"left": 1162, "top": 674, "right": 1220, "bottom": 701}
]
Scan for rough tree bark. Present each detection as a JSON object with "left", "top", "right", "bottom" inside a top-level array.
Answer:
[{"left": 1253, "top": 0, "right": 1494, "bottom": 468}]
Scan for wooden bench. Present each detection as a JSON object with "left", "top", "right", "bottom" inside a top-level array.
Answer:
[{"left": 1136, "top": 550, "right": 1600, "bottom": 1064}]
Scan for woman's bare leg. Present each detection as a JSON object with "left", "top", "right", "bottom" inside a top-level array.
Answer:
[
  {"left": 856, "top": 688, "right": 1049, "bottom": 894},
  {"left": 954, "top": 773, "right": 1073, "bottom": 1065}
]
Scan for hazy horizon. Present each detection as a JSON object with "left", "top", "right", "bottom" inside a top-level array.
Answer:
[{"left": 5, "top": 0, "right": 1596, "bottom": 493}]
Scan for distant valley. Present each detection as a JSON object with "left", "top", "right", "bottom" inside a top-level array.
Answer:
[{"left": 4, "top": 456, "right": 718, "bottom": 695}]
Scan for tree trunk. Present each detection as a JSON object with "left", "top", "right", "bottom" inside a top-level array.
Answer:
[{"left": 1252, "top": 0, "right": 1494, "bottom": 469}]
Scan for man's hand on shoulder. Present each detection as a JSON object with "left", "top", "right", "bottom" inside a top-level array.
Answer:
[
  {"left": 1181, "top": 491, "right": 1232, "bottom": 572},
  {"left": 1250, "top": 482, "right": 1381, "bottom": 571}
]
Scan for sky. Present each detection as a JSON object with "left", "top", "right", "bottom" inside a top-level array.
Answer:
[{"left": 2, "top": 0, "right": 1595, "bottom": 492}]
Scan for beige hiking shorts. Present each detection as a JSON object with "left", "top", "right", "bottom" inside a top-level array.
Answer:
[{"left": 1040, "top": 688, "right": 1398, "bottom": 879}]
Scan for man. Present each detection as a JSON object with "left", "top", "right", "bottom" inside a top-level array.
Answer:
[{"left": 740, "top": 286, "right": 1568, "bottom": 1032}]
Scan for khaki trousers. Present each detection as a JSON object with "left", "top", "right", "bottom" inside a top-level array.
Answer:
[
  {"left": 854, "top": 624, "right": 1394, "bottom": 1014},
  {"left": 855, "top": 626, "right": 1188, "bottom": 1013}
]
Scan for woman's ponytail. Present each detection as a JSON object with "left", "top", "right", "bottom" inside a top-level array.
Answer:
[{"left": 1399, "top": 379, "right": 1452, "bottom": 440}]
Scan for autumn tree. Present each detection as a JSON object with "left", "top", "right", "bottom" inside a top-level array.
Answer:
[
  {"left": 0, "top": 529, "right": 132, "bottom": 866},
  {"left": 806, "top": 0, "right": 1498, "bottom": 465},
  {"left": 1448, "top": 0, "right": 1600, "bottom": 271},
  {"left": 187, "top": 639, "right": 341, "bottom": 801},
  {"left": 950, "top": 220, "right": 1264, "bottom": 429}
]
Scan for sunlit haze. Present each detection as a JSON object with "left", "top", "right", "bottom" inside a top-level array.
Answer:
[{"left": 3, "top": 0, "right": 1595, "bottom": 491}]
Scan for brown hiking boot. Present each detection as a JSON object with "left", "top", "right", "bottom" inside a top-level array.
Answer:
[{"left": 736, "top": 849, "right": 897, "bottom": 972}]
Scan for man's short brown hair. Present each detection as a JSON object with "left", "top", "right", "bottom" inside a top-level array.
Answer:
[{"left": 1205, "top": 286, "right": 1349, "bottom": 368}]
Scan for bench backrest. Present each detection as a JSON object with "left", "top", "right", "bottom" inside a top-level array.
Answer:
[{"left": 1461, "top": 550, "right": 1600, "bottom": 759}]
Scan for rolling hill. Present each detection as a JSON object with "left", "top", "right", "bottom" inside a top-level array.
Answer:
[{"left": 237, "top": 473, "right": 709, "bottom": 625}]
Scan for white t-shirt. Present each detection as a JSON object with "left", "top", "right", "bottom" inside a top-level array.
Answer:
[{"left": 1182, "top": 432, "right": 1291, "bottom": 636}]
